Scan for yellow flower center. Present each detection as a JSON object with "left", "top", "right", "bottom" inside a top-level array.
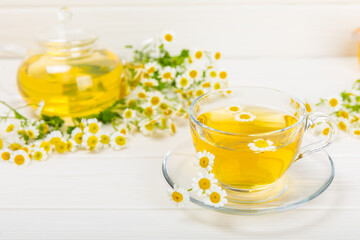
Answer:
[
  {"left": 196, "top": 89, "right": 204, "bottom": 97},
  {"left": 305, "top": 103, "right": 312, "bottom": 113},
  {"left": 34, "top": 151, "right": 43, "bottom": 161},
  {"left": 351, "top": 116, "right": 359, "bottom": 123},
  {"left": 340, "top": 111, "right": 349, "bottom": 119},
  {"left": 219, "top": 71, "right": 227, "bottom": 79},
  {"left": 239, "top": 113, "right": 251, "bottom": 120},
  {"left": 151, "top": 96, "right": 160, "bottom": 105},
  {"left": 202, "top": 82, "right": 211, "bottom": 88},
  {"left": 1, "top": 152, "right": 10, "bottom": 161},
  {"left": 67, "top": 141, "right": 73, "bottom": 151},
  {"left": 198, "top": 178, "right": 211, "bottom": 190},
  {"left": 180, "top": 77, "right": 188, "bottom": 87},
  {"left": 147, "top": 66, "right": 156, "bottom": 74},
  {"left": 55, "top": 141, "right": 67, "bottom": 153},
  {"left": 6, "top": 124, "right": 14, "bottom": 132},
  {"left": 199, "top": 156, "right": 209, "bottom": 168},
  {"left": 210, "top": 192, "right": 221, "bottom": 204},
  {"left": 128, "top": 99, "right": 136, "bottom": 107},
  {"left": 164, "top": 109, "right": 173, "bottom": 116},
  {"left": 163, "top": 72, "right": 172, "bottom": 79},
  {"left": 27, "top": 130, "right": 35, "bottom": 139},
  {"left": 124, "top": 110, "right": 133, "bottom": 119},
  {"left": 187, "top": 90, "right": 194, "bottom": 96},
  {"left": 322, "top": 128, "right": 330, "bottom": 136},
  {"left": 164, "top": 33, "right": 173, "bottom": 42},
  {"left": 170, "top": 123, "right": 176, "bottom": 134},
  {"left": 254, "top": 140, "right": 269, "bottom": 148},
  {"left": 171, "top": 191, "right": 183, "bottom": 203},
  {"left": 138, "top": 92, "right": 147, "bottom": 99},
  {"left": 115, "top": 136, "right": 126, "bottom": 146},
  {"left": 142, "top": 72, "right": 149, "bottom": 79},
  {"left": 0, "top": 138, "right": 2, "bottom": 149},
  {"left": 41, "top": 123, "right": 49, "bottom": 133},
  {"left": 74, "top": 133, "right": 83, "bottom": 144},
  {"left": 89, "top": 123, "right": 99, "bottom": 134},
  {"left": 10, "top": 143, "right": 22, "bottom": 151},
  {"left": 144, "top": 81, "right": 154, "bottom": 87},
  {"left": 189, "top": 70, "right": 198, "bottom": 79},
  {"left": 329, "top": 98, "right": 338, "bottom": 107},
  {"left": 214, "top": 52, "right": 221, "bottom": 60},
  {"left": 354, "top": 130, "right": 360, "bottom": 135},
  {"left": 14, "top": 155, "right": 25, "bottom": 165},
  {"left": 17, "top": 129, "right": 25, "bottom": 135},
  {"left": 50, "top": 137, "right": 61, "bottom": 146},
  {"left": 338, "top": 121, "right": 347, "bottom": 131},
  {"left": 144, "top": 107, "right": 154, "bottom": 116},
  {"left": 120, "top": 129, "right": 127, "bottom": 135},
  {"left": 214, "top": 83, "right": 221, "bottom": 90},
  {"left": 40, "top": 141, "right": 51, "bottom": 153},
  {"left": 229, "top": 106, "right": 240, "bottom": 112},
  {"left": 79, "top": 122, "right": 85, "bottom": 131},
  {"left": 87, "top": 136, "right": 98, "bottom": 148},
  {"left": 210, "top": 71, "right": 217, "bottom": 78},
  {"left": 195, "top": 51, "right": 203, "bottom": 59},
  {"left": 100, "top": 135, "right": 110, "bottom": 144},
  {"left": 22, "top": 147, "right": 29, "bottom": 153},
  {"left": 145, "top": 122, "right": 155, "bottom": 131}
]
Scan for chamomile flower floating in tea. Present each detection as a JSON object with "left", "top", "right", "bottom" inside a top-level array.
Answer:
[
  {"left": 248, "top": 139, "right": 276, "bottom": 153},
  {"left": 204, "top": 185, "right": 228, "bottom": 208},
  {"left": 194, "top": 150, "right": 215, "bottom": 172},
  {"left": 168, "top": 184, "right": 189, "bottom": 208},
  {"left": 192, "top": 172, "right": 218, "bottom": 196},
  {"left": 234, "top": 112, "right": 256, "bottom": 122}
]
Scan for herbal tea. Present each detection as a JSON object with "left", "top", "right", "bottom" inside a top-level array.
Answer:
[{"left": 191, "top": 105, "right": 303, "bottom": 190}]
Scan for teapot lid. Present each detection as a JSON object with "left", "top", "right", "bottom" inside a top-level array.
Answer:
[{"left": 37, "top": 7, "right": 98, "bottom": 48}]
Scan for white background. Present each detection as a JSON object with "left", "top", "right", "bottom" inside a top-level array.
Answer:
[{"left": 0, "top": 0, "right": 360, "bottom": 239}]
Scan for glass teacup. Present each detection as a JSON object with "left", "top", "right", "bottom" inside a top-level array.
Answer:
[{"left": 189, "top": 87, "right": 336, "bottom": 194}]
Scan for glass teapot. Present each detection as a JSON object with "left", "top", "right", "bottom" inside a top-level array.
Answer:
[{"left": 17, "top": 7, "right": 128, "bottom": 117}]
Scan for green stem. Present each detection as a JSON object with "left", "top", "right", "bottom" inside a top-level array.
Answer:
[{"left": 0, "top": 100, "right": 27, "bottom": 120}]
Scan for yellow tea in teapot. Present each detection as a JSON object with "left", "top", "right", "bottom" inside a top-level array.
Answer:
[{"left": 191, "top": 105, "right": 302, "bottom": 190}]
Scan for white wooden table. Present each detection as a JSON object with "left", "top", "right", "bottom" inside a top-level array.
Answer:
[{"left": 0, "top": 57, "right": 359, "bottom": 239}]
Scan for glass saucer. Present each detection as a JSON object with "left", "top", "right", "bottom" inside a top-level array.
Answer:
[{"left": 162, "top": 140, "right": 335, "bottom": 215}]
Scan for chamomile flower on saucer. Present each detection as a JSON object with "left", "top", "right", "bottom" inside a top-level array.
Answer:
[
  {"left": 248, "top": 139, "right": 276, "bottom": 153},
  {"left": 71, "top": 127, "right": 83, "bottom": 145},
  {"left": 11, "top": 150, "right": 30, "bottom": 167},
  {"left": 47, "top": 130, "right": 63, "bottom": 146},
  {"left": 168, "top": 184, "right": 189, "bottom": 208},
  {"left": 144, "top": 62, "right": 160, "bottom": 75},
  {"left": 85, "top": 118, "right": 101, "bottom": 134},
  {"left": 110, "top": 132, "right": 127, "bottom": 150},
  {"left": 141, "top": 78, "right": 158, "bottom": 87},
  {"left": 194, "top": 150, "right": 215, "bottom": 172},
  {"left": 160, "top": 30, "right": 176, "bottom": 45},
  {"left": 234, "top": 112, "right": 256, "bottom": 122},
  {"left": 66, "top": 139, "right": 78, "bottom": 152},
  {"left": 123, "top": 108, "right": 136, "bottom": 122},
  {"left": 148, "top": 92, "right": 164, "bottom": 107},
  {"left": 192, "top": 172, "right": 218, "bottom": 196},
  {"left": 55, "top": 140, "right": 67, "bottom": 154},
  {"left": 159, "top": 66, "right": 176, "bottom": 82},
  {"left": 31, "top": 147, "right": 47, "bottom": 161},
  {"left": 25, "top": 125, "right": 39, "bottom": 139},
  {"left": 0, "top": 149, "right": 12, "bottom": 162},
  {"left": 225, "top": 105, "right": 242, "bottom": 113},
  {"left": 175, "top": 75, "right": 193, "bottom": 89},
  {"left": 82, "top": 133, "right": 100, "bottom": 152},
  {"left": 204, "top": 185, "right": 228, "bottom": 208},
  {"left": 139, "top": 119, "right": 157, "bottom": 136},
  {"left": 99, "top": 132, "right": 111, "bottom": 149}
]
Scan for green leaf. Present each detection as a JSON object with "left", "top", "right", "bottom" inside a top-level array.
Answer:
[
  {"left": 66, "top": 126, "right": 76, "bottom": 135},
  {"left": 41, "top": 115, "right": 65, "bottom": 130},
  {"left": 341, "top": 92, "right": 351, "bottom": 102}
]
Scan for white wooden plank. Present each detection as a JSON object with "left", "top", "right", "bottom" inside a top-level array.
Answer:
[{"left": 0, "top": 5, "right": 360, "bottom": 58}]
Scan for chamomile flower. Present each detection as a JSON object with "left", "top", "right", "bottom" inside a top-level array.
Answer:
[
  {"left": 141, "top": 78, "right": 158, "bottom": 87},
  {"left": 55, "top": 140, "right": 67, "bottom": 154},
  {"left": 248, "top": 139, "right": 276, "bottom": 153},
  {"left": 123, "top": 109, "right": 136, "bottom": 122},
  {"left": 168, "top": 184, "right": 189, "bottom": 208},
  {"left": 168, "top": 119, "right": 177, "bottom": 135},
  {"left": 71, "top": 127, "right": 83, "bottom": 145},
  {"left": 85, "top": 118, "right": 101, "bottom": 134},
  {"left": 192, "top": 172, "right": 218, "bottom": 196},
  {"left": 66, "top": 139, "right": 78, "bottom": 152},
  {"left": 139, "top": 119, "right": 157, "bottom": 136},
  {"left": 234, "top": 112, "right": 256, "bottom": 122},
  {"left": 36, "top": 140, "right": 51, "bottom": 153},
  {"left": 0, "top": 148, "right": 12, "bottom": 162},
  {"left": 201, "top": 81, "right": 212, "bottom": 89},
  {"left": 218, "top": 69, "right": 228, "bottom": 80},
  {"left": 315, "top": 123, "right": 331, "bottom": 136},
  {"left": 351, "top": 127, "right": 360, "bottom": 137},
  {"left": 194, "top": 88, "right": 205, "bottom": 98},
  {"left": 117, "top": 124, "right": 129, "bottom": 136},
  {"left": 194, "top": 150, "right": 215, "bottom": 171},
  {"left": 144, "top": 62, "right": 160, "bottom": 75},
  {"left": 213, "top": 51, "right": 221, "bottom": 61},
  {"left": 47, "top": 130, "right": 63, "bottom": 146},
  {"left": 204, "top": 185, "right": 228, "bottom": 208},
  {"left": 142, "top": 103, "right": 155, "bottom": 117},
  {"left": 337, "top": 109, "right": 350, "bottom": 119},
  {"left": 0, "top": 137, "right": 3, "bottom": 150},
  {"left": 31, "top": 147, "right": 47, "bottom": 161},
  {"left": 99, "top": 132, "right": 111, "bottom": 149},
  {"left": 25, "top": 125, "right": 39, "bottom": 139},
  {"left": 337, "top": 119, "right": 349, "bottom": 132},
  {"left": 11, "top": 150, "right": 30, "bottom": 167},
  {"left": 327, "top": 95, "right": 342, "bottom": 110},
  {"left": 1, "top": 120, "right": 19, "bottom": 134},
  {"left": 160, "top": 30, "right": 176, "bottom": 45},
  {"left": 79, "top": 118, "right": 88, "bottom": 131},
  {"left": 212, "top": 79, "right": 223, "bottom": 90},
  {"left": 159, "top": 66, "right": 176, "bottom": 82},
  {"left": 9, "top": 138, "right": 25, "bottom": 151},
  {"left": 175, "top": 75, "right": 193, "bottom": 89},
  {"left": 226, "top": 105, "right": 242, "bottom": 113},
  {"left": 110, "top": 132, "right": 127, "bottom": 150},
  {"left": 186, "top": 66, "right": 201, "bottom": 80},
  {"left": 206, "top": 69, "right": 218, "bottom": 79},
  {"left": 148, "top": 92, "right": 164, "bottom": 106},
  {"left": 82, "top": 133, "right": 100, "bottom": 152},
  {"left": 191, "top": 49, "right": 204, "bottom": 61}
]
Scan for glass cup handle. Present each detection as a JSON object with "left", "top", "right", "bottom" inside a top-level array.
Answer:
[{"left": 295, "top": 112, "right": 337, "bottom": 161}]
